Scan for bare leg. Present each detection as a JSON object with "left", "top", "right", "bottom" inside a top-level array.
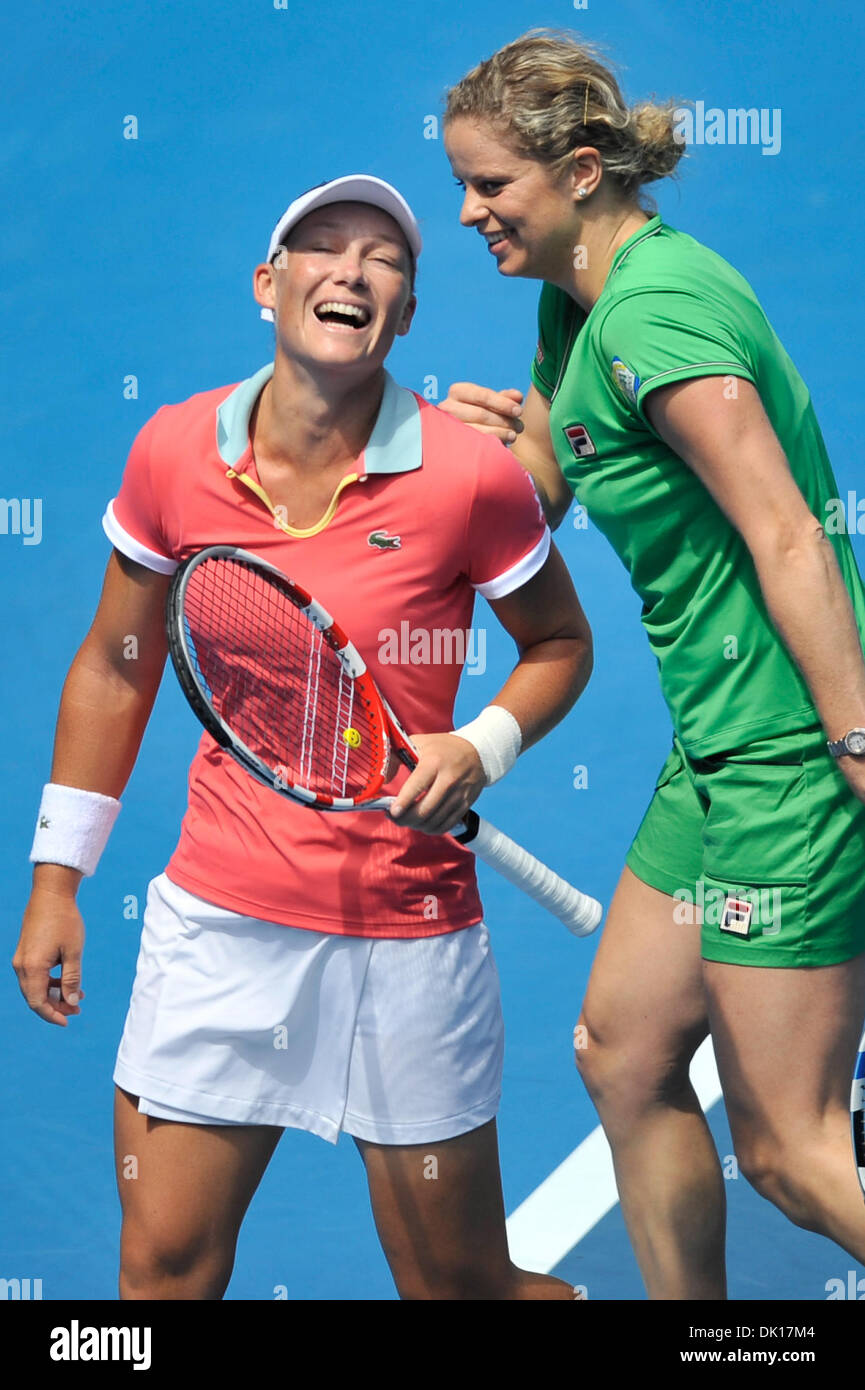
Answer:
[
  {"left": 705, "top": 952, "right": 865, "bottom": 1260},
  {"left": 114, "top": 1086, "right": 282, "bottom": 1299},
  {"left": 356, "top": 1119, "right": 577, "bottom": 1299},
  {"left": 576, "top": 866, "right": 725, "bottom": 1299}
]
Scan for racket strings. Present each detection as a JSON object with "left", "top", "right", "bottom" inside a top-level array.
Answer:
[
  {"left": 183, "top": 558, "right": 382, "bottom": 797},
  {"left": 300, "top": 623, "right": 325, "bottom": 789},
  {"left": 332, "top": 667, "right": 357, "bottom": 794},
  {"left": 296, "top": 622, "right": 356, "bottom": 798}
]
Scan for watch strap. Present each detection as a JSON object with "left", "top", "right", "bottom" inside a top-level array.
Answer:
[{"left": 827, "top": 728, "right": 865, "bottom": 758}]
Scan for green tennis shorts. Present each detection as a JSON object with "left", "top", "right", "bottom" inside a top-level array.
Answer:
[{"left": 625, "top": 725, "right": 865, "bottom": 967}]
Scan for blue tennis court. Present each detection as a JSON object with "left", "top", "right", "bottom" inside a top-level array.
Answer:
[{"left": 3, "top": 0, "right": 864, "bottom": 1303}]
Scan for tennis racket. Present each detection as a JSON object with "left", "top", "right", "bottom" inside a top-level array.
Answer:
[
  {"left": 164, "top": 545, "right": 602, "bottom": 936},
  {"left": 853, "top": 1026, "right": 865, "bottom": 1200}
]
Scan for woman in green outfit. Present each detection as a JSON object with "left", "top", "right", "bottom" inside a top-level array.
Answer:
[{"left": 442, "top": 30, "right": 865, "bottom": 1298}]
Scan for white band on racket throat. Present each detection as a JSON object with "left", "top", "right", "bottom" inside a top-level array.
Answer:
[
  {"left": 452, "top": 705, "right": 522, "bottom": 786},
  {"left": 30, "top": 783, "right": 121, "bottom": 877}
]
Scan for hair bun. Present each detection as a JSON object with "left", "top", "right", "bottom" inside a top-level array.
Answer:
[{"left": 630, "top": 101, "right": 686, "bottom": 182}]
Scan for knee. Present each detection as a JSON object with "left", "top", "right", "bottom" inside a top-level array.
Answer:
[
  {"left": 119, "top": 1218, "right": 233, "bottom": 1299},
  {"left": 734, "top": 1135, "right": 822, "bottom": 1230},
  {"left": 573, "top": 1014, "right": 607, "bottom": 1094},
  {"left": 574, "top": 1013, "right": 693, "bottom": 1115}
]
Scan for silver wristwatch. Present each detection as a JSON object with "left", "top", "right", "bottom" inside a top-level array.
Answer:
[{"left": 826, "top": 727, "right": 865, "bottom": 758}]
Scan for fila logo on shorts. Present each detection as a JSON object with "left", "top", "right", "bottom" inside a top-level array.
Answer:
[
  {"left": 564, "top": 423, "right": 597, "bottom": 458},
  {"left": 719, "top": 896, "right": 753, "bottom": 937}
]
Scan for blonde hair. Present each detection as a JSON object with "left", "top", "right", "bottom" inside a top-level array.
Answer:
[{"left": 444, "top": 29, "right": 685, "bottom": 208}]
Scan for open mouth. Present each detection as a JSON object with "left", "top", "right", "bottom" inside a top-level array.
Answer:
[
  {"left": 483, "top": 227, "right": 514, "bottom": 252},
  {"left": 314, "top": 300, "right": 372, "bottom": 329}
]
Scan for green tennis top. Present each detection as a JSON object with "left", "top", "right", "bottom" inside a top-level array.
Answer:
[{"left": 531, "top": 214, "right": 865, "bottom": 757}]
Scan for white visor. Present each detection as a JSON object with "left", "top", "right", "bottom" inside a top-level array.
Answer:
[{"left": 259, "top": 175, "right": 421, "bottom": 322}]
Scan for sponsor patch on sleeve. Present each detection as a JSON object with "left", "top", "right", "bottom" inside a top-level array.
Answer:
[{"left": 611, "top": 356, "right": 641, "bottom": 407}]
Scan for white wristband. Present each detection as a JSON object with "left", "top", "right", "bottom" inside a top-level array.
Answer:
[
  {"left": 453, "top": 705, "right": 522, "bottom": 786},
  {"left": 30, "top": 783, "right": 121, "bottom": 877}
]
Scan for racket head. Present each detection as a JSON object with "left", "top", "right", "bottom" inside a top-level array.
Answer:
[{"left": 166, "top": 546, "right": 392, "bottom": 807}]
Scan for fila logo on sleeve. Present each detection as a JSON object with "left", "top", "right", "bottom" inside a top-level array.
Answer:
[{"left": 563, "top": 423, "right": 597, "bottom": 459}]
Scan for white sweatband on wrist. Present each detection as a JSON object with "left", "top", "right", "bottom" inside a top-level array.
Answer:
[
  {"left": 453, "top": 705, "right": 522, "bottom": 786},
  {"left": 30, "top": 783, "right": 121, "bottom": 877}
]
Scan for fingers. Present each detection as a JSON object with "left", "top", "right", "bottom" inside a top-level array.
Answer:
[
  {"left": 15, "top": 964, "right": 77, "bottom": 1027},
  {"left": 389, "top": 760, "right": 439, "bottom": 822},
  {"left": 48, "top": 978, "right": 85, "bottom": 1017},
  {"left": 402, "top": 783, "right": 470, "bottom": 835},
  {"left": 388, "top": 735, "right": 483, "bottom": 834},
  {"left": 13, "top": 943, "right": 84, "bottom": 1028},
  {"left": 391, "top": 785, "right": 469, "bottom": 835},
  {"left": 449, "top": 382, "right": 524, "bottom": 414},
  {"left": 60, "top": 948, "right": 84, "bottom": 1010},
  {"left": 441, "top": 383, "right": 525, "bottom": 443},
  {"left": 470, "top": 422, "right": 525, "bottom": 443}
]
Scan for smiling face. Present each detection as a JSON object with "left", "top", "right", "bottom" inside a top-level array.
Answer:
[
  {"left": 254, "top": 201, "right": 416, "bottom": 378},
  {"left": 444, "top": 118, "right": 584, "bottom": 282}
]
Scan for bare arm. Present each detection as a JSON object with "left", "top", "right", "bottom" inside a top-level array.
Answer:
[
  {"left": 441, "top": 382, "right": 572, "bottom": 529},
  {"left": 484, "top": 541, "right": 592, "bottom": 747},
  {"left": 509, "top": 386, "right": 572, "bottom": 530},
  {"left": 390, "top": 542, "right": 592, "bottom": 831},
  {"left": 14, "top": 551, "right": 172, "bottom": 1024},
  {"left": 645, "top": 375, "right": 865, "bottom": 799},
  {"left": 50, "top": 550, "right": 170, "bottom": 791}
]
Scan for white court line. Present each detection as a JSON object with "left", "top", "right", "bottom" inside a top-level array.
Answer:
[{"left": 505, "top": 1036, "right": 724, "bottom": 1273}]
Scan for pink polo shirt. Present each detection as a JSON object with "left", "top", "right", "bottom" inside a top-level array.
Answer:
[{"left": 104, "top": 364, "right": 550, "bottom": 936}]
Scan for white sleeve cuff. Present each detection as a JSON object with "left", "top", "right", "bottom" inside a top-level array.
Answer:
[
  {"left": 102, "top": 500, "right": 178, "bottom": 574},
  {"left": 473, "top": 527, "right": 551, "bottom": 600}
]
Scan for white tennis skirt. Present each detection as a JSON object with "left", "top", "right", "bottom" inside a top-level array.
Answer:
[{"left": 113, "top": 874, "right": 504, "bottom": 1145}]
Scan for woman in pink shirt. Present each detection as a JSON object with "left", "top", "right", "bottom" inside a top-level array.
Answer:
[{"left": 14, "top": 176, "right": 592, "bottom": 1301}]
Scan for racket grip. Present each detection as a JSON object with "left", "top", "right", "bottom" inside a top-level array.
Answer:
[{"left": 465, "top": 814, "right": 603, "bottom": 937}]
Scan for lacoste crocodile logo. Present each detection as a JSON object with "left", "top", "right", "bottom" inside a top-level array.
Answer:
[{"left": 367, "top": 529, "right": 401, "bottom": 551}]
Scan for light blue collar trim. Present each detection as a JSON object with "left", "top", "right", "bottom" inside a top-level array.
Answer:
[
  {"left": 216, "top": 363, "right": 274, "bottom": 467},
  {"left": 215, "top": 364, "right": 422, "bottom": 474},
  {"left": 363, "top": 370, "right": 422, "bottom": 475}
]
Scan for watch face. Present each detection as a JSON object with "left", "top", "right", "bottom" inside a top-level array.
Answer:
[{"left": 848, "top": 730, "right": 865, "bottom": 756}]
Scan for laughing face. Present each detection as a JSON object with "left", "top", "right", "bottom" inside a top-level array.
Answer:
[
  {"left": 444, "top": 118, "right": 583, "bottom": 283},
  {"left": 256, "top": 201, "right": 416, "bottom": 375}
]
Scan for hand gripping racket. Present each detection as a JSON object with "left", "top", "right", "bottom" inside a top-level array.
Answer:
[{"left": 165, "top": 546, "right": 602, "bottom": 936}]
